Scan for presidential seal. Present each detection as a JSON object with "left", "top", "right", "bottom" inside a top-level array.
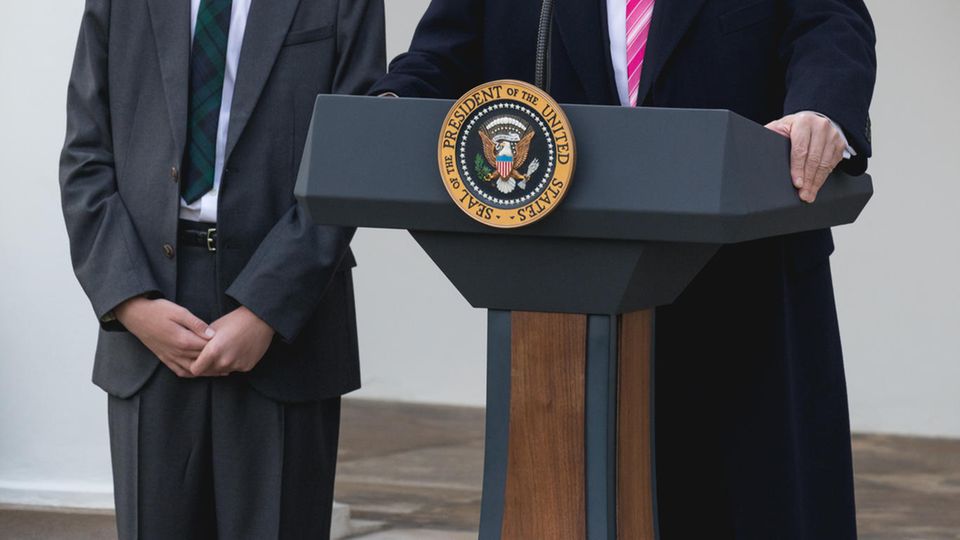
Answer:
[{"left": 438, "top": 80, "right": 576, "bottom": 228}]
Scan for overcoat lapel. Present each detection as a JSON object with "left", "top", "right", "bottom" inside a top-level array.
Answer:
[
  {"left": 554, "top": 0, "right": 619, "bottom": 105},
  {"left": 634, "top": 0, "right": 709, "bottom": 105},
  {"left": 146, "top": 0, "right": 191, "bottom": 156},
  {"left": 224, "top": 0, "right": 303, "bottom": 163}
]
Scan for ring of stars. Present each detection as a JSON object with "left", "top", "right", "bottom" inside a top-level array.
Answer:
[{"left": 456, "top": 101, "right": 556, "bottom": 209}]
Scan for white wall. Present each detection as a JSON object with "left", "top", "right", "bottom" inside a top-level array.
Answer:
[
  {"left": 831, "top": 1, "right": 960, "bottom": 436},
  {"left": 0, "top": 0, "right": 956, "bottom": 509},
  {"left": 0, "top": 1, "right": 115, "bottom": 508}
]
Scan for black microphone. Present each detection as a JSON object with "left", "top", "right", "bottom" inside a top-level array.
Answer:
[{"left": 535, "top": 0, "right": 555, "bottom": 91}]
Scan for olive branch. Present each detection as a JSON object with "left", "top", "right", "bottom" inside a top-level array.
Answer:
[{"left": 475, "top": 154, "right": 493, "bottom": 181}]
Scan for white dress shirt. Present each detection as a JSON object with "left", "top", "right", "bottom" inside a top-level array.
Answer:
[
  {"left": 181, "top": 0, "right": 253, "bottom": 223},
  {"left": 604, "top": 0, "right": 853, "bottom": 158}
]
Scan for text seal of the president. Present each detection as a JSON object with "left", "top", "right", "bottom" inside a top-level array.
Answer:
[{"left": 438, "top": 80, "right": 576, "bottom": 228}]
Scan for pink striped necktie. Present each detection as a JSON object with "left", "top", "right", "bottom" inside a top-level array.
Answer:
[{"left": 626, "top": 0, "right": 655, "bottom": 106}]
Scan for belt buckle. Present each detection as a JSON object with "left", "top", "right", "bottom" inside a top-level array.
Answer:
[{"left": 206, "top": 228, "right": 217, "bottom": 252}]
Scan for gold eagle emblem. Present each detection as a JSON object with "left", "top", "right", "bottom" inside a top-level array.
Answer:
[
  {"left": 479, "top": 121, "right": 540, "bottom": 194},
  {"left": 437, "top": 79, "right": 576, "bottom": 228}
]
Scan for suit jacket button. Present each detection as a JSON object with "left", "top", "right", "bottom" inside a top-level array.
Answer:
[
  {"left": 171, "top": 167, "right": 180, "bottom": 182},
  {"left": 162, "top": 243, "right": 175, "bottom": 259}
]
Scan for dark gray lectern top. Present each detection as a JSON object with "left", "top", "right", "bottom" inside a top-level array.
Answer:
[
  {"left": 295, "top": 95, "right": 872, "bottom": 244},
  {"left": 295, "top": 95, "right": 872, "bottom": 313}
]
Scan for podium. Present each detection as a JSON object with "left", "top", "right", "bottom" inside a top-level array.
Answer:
[{"left": 295, "top": 96, "right": 872, "bottom": 539}]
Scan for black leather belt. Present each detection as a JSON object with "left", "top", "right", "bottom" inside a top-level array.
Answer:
[{"left": 178, "top": 221, "right": 217, "bottom": 252}]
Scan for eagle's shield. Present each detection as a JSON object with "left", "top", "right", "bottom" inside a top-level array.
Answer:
[{"left": 497, "top": 155, "right": 513, "bottom": 179}]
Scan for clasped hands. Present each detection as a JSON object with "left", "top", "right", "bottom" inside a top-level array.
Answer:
[
  {"left": 766, "top": 111, "right": 849, "bottom": 204},
  {"left": 115, "top": 297, "right": 275, "bottom": 378}
]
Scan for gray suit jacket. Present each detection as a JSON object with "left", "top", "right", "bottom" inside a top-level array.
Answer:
[{"left": 60, "top": 0, "right": 385, "bottom": 402}]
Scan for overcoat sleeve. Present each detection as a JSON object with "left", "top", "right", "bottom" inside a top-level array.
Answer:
[
  {"left": 779, "top": 0, "right": 877, "bottom": 175},
  {"left": 369, "top": 0, "right": 485, "bottom": 98}
]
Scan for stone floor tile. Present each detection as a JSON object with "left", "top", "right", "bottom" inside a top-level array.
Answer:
[{"left": 348, "top": 528, "right": 476, "bottom": 540}]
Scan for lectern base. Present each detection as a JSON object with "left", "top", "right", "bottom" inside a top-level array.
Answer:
[{"left": 480, "top": 311, "right": 658, "bottom": 540}]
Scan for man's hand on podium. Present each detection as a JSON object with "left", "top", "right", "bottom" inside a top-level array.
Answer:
[{"left": 766, "top": 112, "right": 850, "bottom": 204}]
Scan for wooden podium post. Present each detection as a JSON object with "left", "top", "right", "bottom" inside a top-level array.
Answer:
[
  {"left": 502, "top": 311, "right": 586, "bottom": 539},
  {"left": 617, "top": 311, "right": 657, "bottom": 540},
  {"left": 482, "top": 311, "right": 657, "bottom": 539}
]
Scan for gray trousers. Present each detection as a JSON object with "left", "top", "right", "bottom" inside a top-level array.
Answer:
[{"left": 107, "top": 235, "right": 341, "bottom": 540}]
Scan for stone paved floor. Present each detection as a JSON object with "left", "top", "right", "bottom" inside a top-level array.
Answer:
[
  {"left": 851, "top": 435, "right": 960, "bottom": 540},
  {"left": 336, "top": 400, "right": 960, "bottom": 539},
  {"left": 2, "top": 399, "right": 958, "bottom": 539}
]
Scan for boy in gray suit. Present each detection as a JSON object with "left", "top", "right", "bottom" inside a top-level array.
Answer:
[{"left": 60, "top": 0, "right": 384, "bottom": 537}]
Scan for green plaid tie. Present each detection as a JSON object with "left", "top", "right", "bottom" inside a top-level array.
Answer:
[{"left": 181, "top": 0, "right": 232, "bottom": 204}]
